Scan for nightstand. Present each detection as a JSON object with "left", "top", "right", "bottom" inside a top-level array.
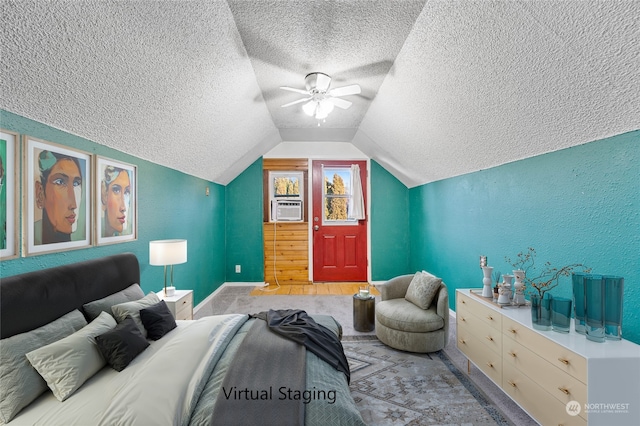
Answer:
[{"left": 157, "top": 289, "right": 193, "bottom": 320}]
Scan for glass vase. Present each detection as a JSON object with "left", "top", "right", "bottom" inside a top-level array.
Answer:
[
  {"left": 604, "top": 275, "right": 624, "bottom": 340},
  {"left": 572, "top": 272, "right": 587, "bottom": 334},
  {"left": 530, "top": 293, "right": 552, "bottom": 331},
  {"left": 584, "top": 274, "right": 605, "bottom": 343},
  {"left": 551, "top": 297, "right": 572, "bottom": 333}
]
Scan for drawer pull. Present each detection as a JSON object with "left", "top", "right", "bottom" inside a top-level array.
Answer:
[
  {"left": 462, "top": 300, "right": 466, "bottom": 304},
  {"left": 558, "top": 358, "right": 570, "bottom": 365},
  {"left": 458, "top": 339, "right": 466, "bottom": 344},
  {"left": 509, "top": 328, "right": 517, "bottom": 334},
  {"left": 485, "top": 336, "right": 494, "bottom": 342},
  {"left": 507, "top": 381, "right": 517, "bottom": 388},
  {"left": 558, "top": 387, "right": 570, "bottom": 395},
  {"left": 461, "top": 317, "right": 466, "bottom": 322},
  {"left": 182, "top": 300, "right": 187, "bottom": 305},
  {"left": 486, "top": 362, "right": 494, "bottom": 368},
  {"left": 487, "top": 315, "right": 493, "bottom": 321},
  {"left": 508, "top": 351, "right": 517, "bottom": 358}
]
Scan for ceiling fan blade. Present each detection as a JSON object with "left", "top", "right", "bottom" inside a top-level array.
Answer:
[
  {"left": 328, "top": 97, "right": 352, "bottom": 109},
  {"left": 315, "top": 73, "right": 332, "bottom": 92},
  {"left": 280, "top": 86, "right": 309, "bottom": 95},
  {"left": 329, "top": 84, "right": 361, "bottom": 97},
  {"left": 281, "top": 97, "right": 312, "bottom": 108}
]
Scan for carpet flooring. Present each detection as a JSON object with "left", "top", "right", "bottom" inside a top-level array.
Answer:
[{"left": 195, "top": 285, "right": 537, "bottom": 426}]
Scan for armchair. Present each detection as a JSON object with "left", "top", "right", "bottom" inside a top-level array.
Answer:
[{"left": 374, "top": 273, "right": 449, "bottom": 353}]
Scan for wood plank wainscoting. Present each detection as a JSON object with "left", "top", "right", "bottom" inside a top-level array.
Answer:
[
  {"left": 263, "top": 221, "right": 311, "bottom": 285},
  {"left": 263, "top": 158, "right": 311, "bottom": 285}
]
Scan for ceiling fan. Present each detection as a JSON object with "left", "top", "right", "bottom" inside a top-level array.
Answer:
[{"left": 280, "top": 72, "right": 361, "bottom": 119}]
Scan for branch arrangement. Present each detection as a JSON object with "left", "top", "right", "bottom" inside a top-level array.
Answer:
[{"left": 505, "top": 247, "right": 590, "bottom": 298}]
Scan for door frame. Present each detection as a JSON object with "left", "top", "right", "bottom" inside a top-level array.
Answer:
[{"left": 308, "top": 158, "right": 370, "bottom": 282}]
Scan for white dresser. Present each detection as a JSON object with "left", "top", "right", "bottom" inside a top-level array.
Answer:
[
  {"left": 456, "top": 289, "right": 640, "bottom": 426},
  {"left": 156, "top": 289, "right": 193, "bottom": 321}
]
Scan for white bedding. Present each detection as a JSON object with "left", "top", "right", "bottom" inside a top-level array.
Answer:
[{"left": 9, "top": 315, "right": 248, "bottom": 426}]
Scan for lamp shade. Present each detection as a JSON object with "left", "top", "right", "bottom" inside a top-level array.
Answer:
[{"left": 149, "top": 239, "right": 187, "bottom": 266}]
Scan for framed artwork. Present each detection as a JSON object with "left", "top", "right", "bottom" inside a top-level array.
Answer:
[
  {"left": 95, "top": 156, "right": 137, "bottom": 245},
  {"left": 1, "top": 129, "right": 19, "bottom": 259},
  {"left": 24, "top": 136, "right": 92, "bottom": 256}
]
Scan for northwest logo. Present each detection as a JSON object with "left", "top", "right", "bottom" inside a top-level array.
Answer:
[{"left": 566, "top": 401, "right": 581, "bottom": 416}]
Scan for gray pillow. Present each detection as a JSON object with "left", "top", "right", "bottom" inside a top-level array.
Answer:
[
  {"left": 0, "top": 310, "right": 87, "bottom": 423},
  {"left": 111, "top": 292, "right": 161, "bottom": 338},
  {"left": 26, "top": 311, "right": 117, "bottom": 402},
  {"left": 83, "top": 283, "right": 145, "bottom": 321},
  {"left": 405, "top": 271, "right": 442, "bottom": 309}
]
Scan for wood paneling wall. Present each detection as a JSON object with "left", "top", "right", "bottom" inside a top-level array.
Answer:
[
  {"left": 263, "top": 222, "right": 310, "bottom": 285},
  {"left": 263, "top": 158, "right": 310, "bottom": 285}
]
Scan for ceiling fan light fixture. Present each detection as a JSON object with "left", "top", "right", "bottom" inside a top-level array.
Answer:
[
  {"left": 281, "top": 72, "right": 360, "bottom": 119},
  {"left": 316, "top": 99, "right": 334, "bottom": 118},
  {"left": 302, "top": 100, "right": 317, "bottom": 117}
]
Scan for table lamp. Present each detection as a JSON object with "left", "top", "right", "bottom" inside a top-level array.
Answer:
[{"left": 149, "top": 239, "right": 187, "bottom": 296}]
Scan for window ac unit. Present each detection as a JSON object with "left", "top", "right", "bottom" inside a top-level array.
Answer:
[{"left": 274, "top": 200, "right": 302, "bottom": 221}]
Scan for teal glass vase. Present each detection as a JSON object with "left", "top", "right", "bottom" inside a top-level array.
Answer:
[
  {"left": 551, "top": 296, "right": 572, "bottom": 333},
  {"left": 530, "top": 293, "right": 552, "bottom": 331},
  {"left": 584, "top": 274, "right": 605, "bottom": 343},
  {"left": 604, "top": 275, "right": 624, "bottom": 340},
  {"left": 571, "top": 272, "right": 587, "bottom": 334}
]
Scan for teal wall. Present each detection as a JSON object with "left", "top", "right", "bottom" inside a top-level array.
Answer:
[
  {"left": 370, "top": 160, "right": 410, "bottom": 280},
  {"left": 409, "top": 131, "right": 640, "bottom": 344},
  {"left": 0, "top": 110, "right": 227, "bottom": 306},
  {"left": 225, "top": 157, "right": 264, "bottom": 281}
]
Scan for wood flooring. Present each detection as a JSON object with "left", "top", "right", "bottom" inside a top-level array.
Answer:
[{"left": 249, "top": 282, "right": 380, "bottom": 296}]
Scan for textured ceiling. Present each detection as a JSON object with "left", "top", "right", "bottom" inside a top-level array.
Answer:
[{"left": 1, "top": 0, "right": 639, "bottom": 187}]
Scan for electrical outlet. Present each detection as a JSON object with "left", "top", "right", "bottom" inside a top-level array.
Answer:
[{"left": 235, "top": 265, "right": 241, "bottom": 273}]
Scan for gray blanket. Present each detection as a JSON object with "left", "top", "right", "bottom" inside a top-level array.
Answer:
[{"left": 211, "top": 317, "right": 306, "bottom": 425}]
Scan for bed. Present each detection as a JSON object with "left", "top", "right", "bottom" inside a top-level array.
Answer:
[{"left": 0, "top": 253, "right": 365, "bottom": 425}]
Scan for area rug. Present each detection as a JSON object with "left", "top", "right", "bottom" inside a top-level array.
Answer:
[{"left": 343, "top": 339, "right": 511, "bottom": 426}]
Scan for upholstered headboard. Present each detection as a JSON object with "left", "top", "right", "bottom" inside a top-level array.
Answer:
[{"left": 1, "top": 253, "right": 140, "bottom": 339}]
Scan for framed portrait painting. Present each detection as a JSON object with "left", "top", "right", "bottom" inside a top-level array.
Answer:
[
  {"left": 24, "top": 136, "right": 92, "bottom": 256},
  {"left": 95, "top": 156, "right": 137, "bottom": 245},
  {"left": 1, "top": 129, "right": 19, "bottom": 259}
]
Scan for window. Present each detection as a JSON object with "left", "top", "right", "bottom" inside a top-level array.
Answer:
[
  {"left": 323, "top": 167, "right": 354, "bottom": 224},
  {"left": 272, "top": 173, "right": 301, "bottom": 198},
  {"left": 268, "top": 171, "right": 304, "bottom": 222},
  {"left": 269, "top": 171, "right": 303, "bottom": 199}
]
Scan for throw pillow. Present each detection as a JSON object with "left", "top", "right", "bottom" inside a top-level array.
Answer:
[
  {"left": 25, "top": 311, "right": 117, "bottom": 402},
  {"left": 0, "top": 310, "right": 87, "bottom": 422},
  {"left": 95, "top": 316, "right": 150, "bottom": 372},
  {"left": 405, "top": 271, "right": 442, "bottom": 309},
  {"left": 111, "top": 292, "right": 161, "bottom": 338},
  {"left": 140, "top": 300, "right": 177, "bottom": 340},
  {"left": 83, "top": 283, "right": 145, "bottom": 321}
]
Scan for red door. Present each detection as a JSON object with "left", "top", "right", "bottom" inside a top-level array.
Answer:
[{"left": 312, "top": 160, "right": 368, "bottom": 282}]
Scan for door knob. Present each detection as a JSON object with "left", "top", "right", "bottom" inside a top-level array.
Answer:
[{"left": 314, "top": 225, "right": 319, "bottom": 231}]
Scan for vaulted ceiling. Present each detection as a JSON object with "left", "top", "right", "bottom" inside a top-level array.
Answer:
[{"left": 2, "top": 1, "right": 639, "bottom": 187}]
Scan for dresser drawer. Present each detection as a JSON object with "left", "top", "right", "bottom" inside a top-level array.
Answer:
[
  {"left": 174, "top": 292, "right": 193, "bottom": 320},
  {"left": 503, "top": 316, "right": 587, "bottom": 384},
  {"left": 503, "top": 338, "right": 587, "bottom": 418},
  {"left": 458, "top": 308, "right": 502, "bottom": 354},
  {"left": 457, "top": 323, "right": 502, "bottom": 385},
  {"left": 457, "top": 292, "right": 501, "bottom": 331},
  {"left": 503, "top": 363, "right": 586, "bottom": 426}
]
